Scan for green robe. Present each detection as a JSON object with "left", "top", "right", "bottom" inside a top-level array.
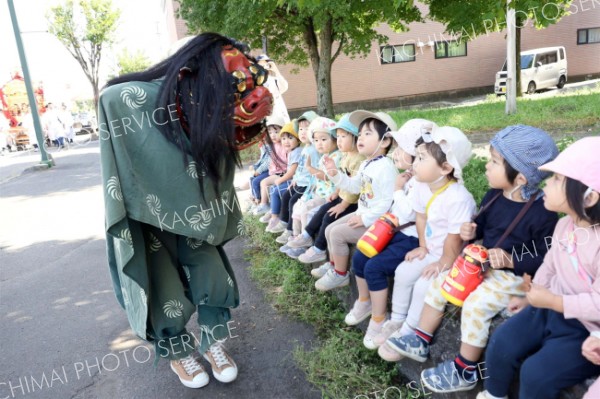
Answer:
[{"left": 98, "top": 80, "right": 242, "bottom": 360}]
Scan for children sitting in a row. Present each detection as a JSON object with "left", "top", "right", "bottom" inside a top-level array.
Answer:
[{"left": 248, "top": 111, "right": 600, "bottom": 398}]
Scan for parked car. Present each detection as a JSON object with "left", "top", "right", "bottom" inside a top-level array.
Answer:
[
  {"left": 73, "top": 112, "right": 96, "bottom": 135},
  {"left": 495, "top": 46, "right": 567, "bottom": 95}
]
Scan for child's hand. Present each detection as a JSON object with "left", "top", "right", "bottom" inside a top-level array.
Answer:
[
  {"left": 346, "top": 215, "right": 364, "bottom": 228},
  {"left": 421, "top": 261, "right": 442, "bottom": 279},
  {"left": 405, "top": 246, "right": 428, "bottom": 261},
  {"left": 506, "top": 296, "right": 529, "bottom": 315},
  {"left": 328, "top": 193, "right": 339, "bottom": 202},
  {"left": 395, "top": 171, "right": 412, "bottom": 190},
  {"left": 327, "top": 203, "right": 347, "bottom": 218},
  {"left": 526, "top": 283, "right": 561, "bottom": 311},
  {"left": 254, "top": 171, "right": 259, "bottom": 177},
  {"left": 488, "top": 248, "right": 514, "bottom": 269},
  {"left": 521, "top": 273, "right": 533, "bottom": 291},
  {"left": 582, "top": 336, "right": 600, "bottom": 365},
  {"left": 460, "top": 222, "right": 477, "bottom": 241},
  {"left": 322, "top": 156, "right": 337, "bottom": 176}
]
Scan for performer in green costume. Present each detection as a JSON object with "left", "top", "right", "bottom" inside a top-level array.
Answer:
[{"left": 98, "top": 33, "right": 273, "bottom": 389}]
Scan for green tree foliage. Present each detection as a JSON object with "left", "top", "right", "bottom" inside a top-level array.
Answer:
[
  {"left": 116, "top": 49, "right": 152, "bottom": 76},
  {"left": 47, "top": 0, "right": 120, "bottom": 109},
  {"left": 422, "top": 0, "right": 572, "bottom": 96},
  {"left": 177, "top": 0, "right": 421, "bottom": 117}
]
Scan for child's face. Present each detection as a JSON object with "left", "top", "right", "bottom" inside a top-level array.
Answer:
[
  {"left": 413, "top": 143, "right": 447, "bottom": 183},
  {"left": 268, "top": 125, "right": 281, "bottom": 142},
  {"left": 313, "top": 131, "right": 336, "bottom": 154},
  {"left": 486, "top": 147, "right": 512, "bottom": 190},
  {"left": 336, "top": 129, "right": 355, "bottom": 152},
  {"left": 298, "top": 120, "right": 310, "bottom": 143},
  {"left": 357, "top": 121, "right": 387, "bottom": 157},
  {"left": 542, "top": 173, "right": 568, "bottom": 213},
  {"left": 392, "top": 146, "right": 413, "bottom": 170},
  {"left": 281, "top": 133, "right": 299, "bottom": 152}
]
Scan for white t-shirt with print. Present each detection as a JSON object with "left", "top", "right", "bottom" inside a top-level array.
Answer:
[
  {"left": 411, "top": 182, "right": 476, "bottom": 258},
  {"left": 390, "top": 176, "right": 423, "bottom": 238}
]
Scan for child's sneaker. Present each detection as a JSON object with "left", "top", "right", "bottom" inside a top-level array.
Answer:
[
  {"left": 377, "top": 342, "right": 405, "bottom": 362},
  {"left": 254, "top": 204, "right": 270, "bottom": 216},
  {"left": 279, "top": 243, "right": 292, "bottom": 253},
  {"left": 310, "top": 262, "right": 333, "bottom": 279},
  {"left": 265, "top": 218, "right": 280, "bottom": 233},
  {"left": 259, "top": 212, "right": 272, "bottom": 223},
  {"left": 270, "top": 221, "right": 287, "bottom": 234},
  {"left": 386, "top": 333, "right": 429, "bottom": 363},
  {"left": 344, "top": 300, "right": 372, "bottom": 326},
  {"left": 298, "top": 246, "right": 327, "bottom": 264},
  {"left": 275, "top": 230, "right": 292, "bottom": 244},
  {"left": 202, "top": 343, "right": 238, "bottom": 383},
  {"left": 421, "top": 360, "right": 477, "bottom": 393},
  {"left": 373, "top": 319, "right": 404, "bottom": 347},
  {"left": 170, "top": 354, "right": 210, "bottom": 388},
  {"left": 315, "top": 269, "right": 349, "bottom": 291},
  {"left": 363, "top": 319, "right": 384, "bottom": 350},
  {"left": 285, "top": 247, "right": 306, "bottom": 259},
  {"left": 287, "top": 234, "right": 313, "bottom": 249}
]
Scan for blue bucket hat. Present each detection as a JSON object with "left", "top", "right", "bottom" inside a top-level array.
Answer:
[
  {"left": 297, "top": 111, "right": 319, "bottom": 123},
  {"left": 330, "top": 113, "right": 359, "bottom": 137},
  {"left": 490, "top": 125, "right": 559, "bottom": 200}
]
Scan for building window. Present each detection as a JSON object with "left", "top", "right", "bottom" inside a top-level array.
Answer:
[
  {"left": 379, "top": 44, "right": 416, "bottom": 64},
  {"left": 578, "top": 28, "right": 600, "bottom": 44},
  {"left": 435, "top": 41, "right": 467, "bottom": 59}
]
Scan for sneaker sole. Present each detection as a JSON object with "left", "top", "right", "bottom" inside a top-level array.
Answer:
[
  {"left": 170, "top": 362, "right": 209, "bottom": 388},
  {"left": 377, "top": 344, "right": 405, "bottom": 362},
  {"left": 315, "top": 278, "right": 349, "bottom": 291},
  {"left": 310, "top": 270, "right": 327, "bottom": 279},
  {"left": 385, "top": 340, "right": 428, "bottom": 363},
  {"left": 420, "top": 370, "right": 477, "bottom": 393},
  {"left": 202, "top": 354, "right": 238, "bottom": 383},
  {"left": 363, "top": 337, "right": 379, "bottom": 350},
  {"left": 344, "top": 310, "right": 372, "bottom": 326}
]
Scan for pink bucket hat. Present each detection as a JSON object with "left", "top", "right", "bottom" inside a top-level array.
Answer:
[{"left": 539, "top": 137, "right": 600, "bottom": 192}]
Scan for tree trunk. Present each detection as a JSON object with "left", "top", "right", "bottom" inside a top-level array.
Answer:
[
  {"left": 303, "top": 16, "right": 335, "bottom": 118},
  {"left": 516, "top": 17, "right": 522, "bottom": 97},
  {"left": 92, "top": 83, "right": 99, "bottom": 116}
]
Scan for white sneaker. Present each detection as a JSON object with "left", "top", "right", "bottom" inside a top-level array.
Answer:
[
  {"left": 476, "top": 391, "right": 508, "bottom": 399},
  {"left": 170, "top": 354, "right": 210, "bottom": 388},
  {"left": 265, "top": 218, "right": 280, "bottom": 233},
  {"left": 285, "top": 247, "right": 306, "bottom": 259},
  {"left": 269, "top": 221, "right": 287, "bottom": 234},
  {"left": 259, "top": 212, "right": 272, "bottom": 223},
  {"left": 315, "top": 269, "right": 349, "bottom": 291},
  {"left": 310, "top": 262, "right": 333, "bottom": 279},
  {"left": 344, "top": 300, "right": 372, "bottom": 326},
  {"left": 254, "top": 204, "right": 270, "bottom": 216},
  {"left": 288, "top": 234, "right": 313, "bottom": 249},
  {"left": 363, "top": 319, "right": 385, "bottom": 350},
  {"left": 373, "top": 319, "right": 404, "bottom": 347},
  {"left": 203, "top": 343, "right": 238, "bottom": 383},
  {"left": 298, "top": 246, "right": 327, "bottom": 264},
  {"left": 275, "top": 230, "right": 292, "bottom": 244}
]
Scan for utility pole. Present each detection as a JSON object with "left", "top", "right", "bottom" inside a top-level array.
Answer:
[
  {"left": 506, "top": 0, "right": 517, "bottom": 114},
  {"left": 7, "top": 0, "right": 54, "bottom": 168}
]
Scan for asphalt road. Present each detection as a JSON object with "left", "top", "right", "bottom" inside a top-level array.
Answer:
[{"left": 0, "top": 143, "right": 321, "bottom": 399}]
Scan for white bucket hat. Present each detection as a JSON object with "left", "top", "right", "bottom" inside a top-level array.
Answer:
[
  {"left": 391, "top": 119, "right": 438, "bottom": 157},
  {"left": 348, "top": 110, "right": 398, "bottom": 134},
  {"left": 426, "top": 126, "right": 472, "bottom": 182}
]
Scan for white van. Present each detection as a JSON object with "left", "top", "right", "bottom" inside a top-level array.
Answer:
[{"left": 494, "top": 46, "right": 567, "bottom": 94}]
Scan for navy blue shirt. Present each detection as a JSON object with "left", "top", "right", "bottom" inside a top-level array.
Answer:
[{"left": 474, "top": 189, "right": 558, "bottom": 277}]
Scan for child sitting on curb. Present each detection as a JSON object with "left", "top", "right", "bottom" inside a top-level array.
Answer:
[
  {"left": 377, "top": 126, "right": 476, "bottom": 361},
  {"left": 388, "top": 125, "right": 560, "bottom": 394},
  {"left": 478, "top": 137, "right": 600, "bottom": 399},
  {"left": 288, "top": 113, "right": 364, "bottom": 265},
  {"left": 348, "top": 119, "right": 437, "bottom": 350},
  {"left": 313, "top": 110, "right": 398, "bottom": 292},
  {"left": 271, "top": 111, "right": 320, "bottom": 237},
  {"left": 283, "top": 117, "right": 342, "bottom": 258}
]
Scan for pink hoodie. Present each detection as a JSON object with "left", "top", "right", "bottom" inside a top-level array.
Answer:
[{"left": 534, "top": 216, "right": 600, "bottom": 333}]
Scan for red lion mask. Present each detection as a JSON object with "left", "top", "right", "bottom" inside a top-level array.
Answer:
[{"left": 221, "top": 45, "right": 273, "bottom": 150}]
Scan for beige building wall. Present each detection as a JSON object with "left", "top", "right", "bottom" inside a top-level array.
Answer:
[{"left": 277, "top": 5, "right": 600, "bottom": 110}]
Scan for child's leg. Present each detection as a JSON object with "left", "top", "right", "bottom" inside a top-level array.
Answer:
[
  {"left": 390, "top": 254, "right": 436, "bottom": 324},
  {"left": 251, "top": 172, "right": 269, "bottom": 200},
  {"left": 483, "top": 306, "right": 547, "bottom": 398},
  {"left": 278, "top": 188, "right": 293, "bottom": 223},
  {"left": 313, "top": 202, "right": 357, "bottom": 251},
  {"left": 324, "top": 212, "right": 355, "bottom": 258},
  {"left": 269, "top": 182, "right": 289, "bottom": 218},
  {"left": 418, "top": 271, "right": 451, "bottom": 334},
  {"left": 260, "top": 175, "right": 278, "bottom": 205},
  {"left": 518, "top": 311, "right": 600, "bottom": 398},
  {"left": 329, "top": 220, "right": 367, "bottom": 273},
  {"left": 300, "top": 198, "right": 325, "bottom": 229},
  {"left": 305, "top": 199, "right": 338, "bottom": 239},
  {"left": 459, "top": 270, "right": 524, "bottom": 362},
  {"left": 283, "top": 188, "right": 306, "bottom": 230}
]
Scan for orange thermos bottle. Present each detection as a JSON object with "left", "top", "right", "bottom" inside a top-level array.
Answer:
[
  {"left": 440, "top": 244, "right": 489, "bottom": 307},
  {"left": 357, "top": 213, "right": 399, "bottom": 258}
]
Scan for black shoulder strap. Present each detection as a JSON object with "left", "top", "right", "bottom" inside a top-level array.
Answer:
[{"left": 493, "top": 192, "right": 539, "bottom": 248}]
